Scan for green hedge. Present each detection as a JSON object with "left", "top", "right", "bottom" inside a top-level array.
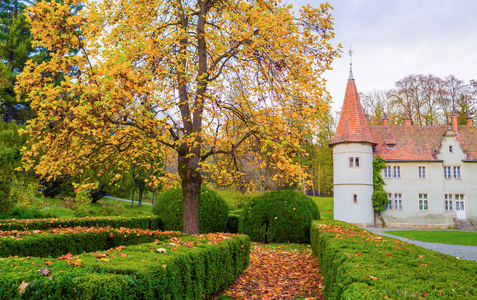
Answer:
[
  {"left": 225, "top": 210, "right": 242, "bottom": 234},
  {"left": 0, "top": 227, "right": 181, "bottom": 258},
  {"left": 240, "top": 190, "right": 320, "bottom": 243},
  {"left": 311, "top": 220, "right": 477, "bottom": 299},
  {"left": 0, "top": 233, "right": 250, "bottom": 299},
  {"left": 153, "top": 186, "right": 229, "bottom": 233},
  {"left": 0, "top": 216, "right": 163, "bottom": 231}
]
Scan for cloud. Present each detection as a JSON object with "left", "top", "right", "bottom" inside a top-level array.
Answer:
[{"left": 288, "top": 0, "right": 477, "bottom": 112}]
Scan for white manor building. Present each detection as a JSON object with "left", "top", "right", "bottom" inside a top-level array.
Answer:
[{"left": 330, "top": 70, "right": 477, "bottom": 229}]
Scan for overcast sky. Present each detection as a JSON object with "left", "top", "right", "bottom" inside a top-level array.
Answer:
[{"left": 287, "top": 0, "right": 477, "bottom": 112}]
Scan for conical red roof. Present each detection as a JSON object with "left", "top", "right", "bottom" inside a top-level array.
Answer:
[{"left": 329, "top": 78, "right": 377, "bottom": 146}]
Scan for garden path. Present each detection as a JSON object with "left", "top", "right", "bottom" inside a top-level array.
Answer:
[{"left": 219, "top": 243, "right": 324, "bottom": 299}]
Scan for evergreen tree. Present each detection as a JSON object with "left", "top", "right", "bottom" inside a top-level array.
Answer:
[{"left": 0, "top": 0, "right": 34, "bottom": 123}]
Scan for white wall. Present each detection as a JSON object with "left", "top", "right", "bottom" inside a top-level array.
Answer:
[
  {"left": 333, "top": 143, "right": 374, "bottom": 224},
  {"left": 381, "top": 134, "right": 477, "bottom": 226}
]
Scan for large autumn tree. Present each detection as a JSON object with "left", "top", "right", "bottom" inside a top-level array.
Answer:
[{"left": 17, "top": 0, "right": 339, "bottom": 234}]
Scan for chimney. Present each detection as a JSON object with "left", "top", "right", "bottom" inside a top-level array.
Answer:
[
  {"left": 467, "top": 113, "right": 473, "bottom": 126},
  {"left": 383, "top": 113, "right": 388, "bottom": 126},
  {"left": 403, "top": 113, "right": 412, "bottom": 126},
  {"left": 452, "top": 114, "right": 458, "bottom": 132}
]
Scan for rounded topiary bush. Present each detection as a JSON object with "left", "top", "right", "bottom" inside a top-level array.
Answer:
[
  {"left": 152, "top": 186, "right": 229, "bottom": 233},
  {"left": 239, "top": 190, "right": 320, "bottom": 243}
]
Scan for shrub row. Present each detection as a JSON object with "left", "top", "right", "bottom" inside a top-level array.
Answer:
[
  {"left": 311, "top": 220, "right": 477, "bottom": 299},
  {"left": 0, "top": 216, "right": 162, "bottom": 231},
  {"left": 0, "top": 227, "right": 181, "bottom": 258},
  {"left": 0, "top": 233, "right": 250, "bottom": 299}
]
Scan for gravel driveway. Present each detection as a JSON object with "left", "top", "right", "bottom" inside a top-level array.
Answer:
[{"left": 363, "top": 227, "right": 477, "bottom": 261}]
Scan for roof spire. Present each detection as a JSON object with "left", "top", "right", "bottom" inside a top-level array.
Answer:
[{"left": 348, "top": 46, "right": 353, "bottom": 80}]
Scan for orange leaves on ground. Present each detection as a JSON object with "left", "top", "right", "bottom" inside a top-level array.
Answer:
[
  {"left": 222, "top": 244, "right": 324, "bottom": 300},
  {"left": 58, "top": 253, "right": 77, "bottom": 260}
]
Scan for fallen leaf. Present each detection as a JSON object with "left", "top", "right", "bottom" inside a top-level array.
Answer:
[
  {"left": 40, "top": 268, "right": 51, "bottom": 276},
  {"left": 157, "top": 248, "right": 167, "bottom": 254},
  {"left": 96, "top": 254, "right": 108, "bottom": 258},
  {"left": 18, "top": 281, "right": 29, "bottom": 294}
]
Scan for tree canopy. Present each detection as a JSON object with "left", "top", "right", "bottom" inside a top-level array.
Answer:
[{"left": 17, "top": 0, "right": 340, "bottom": 233}]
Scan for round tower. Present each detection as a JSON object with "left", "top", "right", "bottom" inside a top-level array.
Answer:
[{"left": 329, "top": 64, "right": 376, "bottom": 225}]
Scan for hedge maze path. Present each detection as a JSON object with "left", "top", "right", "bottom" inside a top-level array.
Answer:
[{"left": 222, "top": 243, "right": 324, "bottom": 299}]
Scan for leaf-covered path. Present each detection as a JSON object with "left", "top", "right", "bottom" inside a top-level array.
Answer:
[{"left": 219, "top": 243, "right": 324, "bottom": 299}]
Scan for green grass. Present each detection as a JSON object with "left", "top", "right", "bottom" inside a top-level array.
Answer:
[
  {"left": 384, "top": 230, "right": 477, "bottom": 246},
  {"left": 310, "top": 196, "right": 333, "bottom": 220}
]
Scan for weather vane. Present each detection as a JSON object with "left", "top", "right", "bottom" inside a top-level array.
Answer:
[{"left": 348, "top": 46, "right": 354, "bottom": 80}]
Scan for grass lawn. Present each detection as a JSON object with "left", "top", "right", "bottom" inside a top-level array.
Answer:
[
  {"left": 384, "top": 230, "right": 477, "bottom": 246},
  {"left": 311, "top": 196, "right": 333, "bottom": 220}
]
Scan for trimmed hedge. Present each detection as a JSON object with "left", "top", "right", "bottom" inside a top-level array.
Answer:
[
  {"left": 225, "top": 210, "right": 242, "bottom": 234},
  {"left": 0, "top": 216, "right": 163, "bottom": 231},
  {"left": 311, "top": 220, "right": 477, "bottom": 299},
  {"left": 153, "top": 186, "right": 229, "bottom": 233},
  {"left": 239, "top": 190, "right": 320, "bottom": 243},
  {"left": 0, "top": 227, "right": 181, "bottom": 258},
  {"left": 0, "top": 233, "right": 250, "bottom": 299}
]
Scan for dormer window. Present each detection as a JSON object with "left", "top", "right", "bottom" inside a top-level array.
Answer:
[
  {"left": 385, "top": 139, "right": 396, "bottom": 149},
  {"left": 449, "top": 145, "right": 453, "bottom": 153}
]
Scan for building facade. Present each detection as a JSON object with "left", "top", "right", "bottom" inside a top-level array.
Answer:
[{"left": 330, "top": 72, "right": 477, "bottom": 228}]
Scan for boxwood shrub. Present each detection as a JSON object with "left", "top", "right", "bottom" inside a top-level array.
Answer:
[
  {"left": 239, "top": 189, "right": 320, "bottom": 243},
  {"left": 0, "top": 233, "right": 250, "bottom": 299},
  {"left": 152, "top": 186, "right": 229, "bottom": 233},
  {"left": 0, "top": 227, "right": 181, "bottom": 258},
  {"left": 0, "top": 216, "right": 163, "bottom": 231},
  {"left": 311, "top": 220, "right": 477, "bottom": 299}
]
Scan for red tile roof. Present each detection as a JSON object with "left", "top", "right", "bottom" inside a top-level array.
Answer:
[
  {"left": 371, "top": 126, "right": 477, "bottom": 161},
  {"left": 329, "top": 79, "right": 377, "bottom": 146}
]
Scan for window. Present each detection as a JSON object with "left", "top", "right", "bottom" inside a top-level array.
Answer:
[
  {"left": 386, "top": 193, "right": 403, "bottom": 211},
  {"left": 453, "top": 166, "right": 461, "bottom": 179},
  {"left": 444, "top": 194, "right": 453, "bottom": 211},
  {"left": 449, "top": 145, "right": 453, "bottom": 153},
  {"left": 444, "top": 166, "right": 452, "bottom": 179},
  {"left": 393, "top": 166, "right": 401, "bottom": 178},
  {"left": 386, "top": 193, "right": 393, "bottom": 210},
  {"left": 394, "top": 193, "right": 402, "bottom": 210},
  {"left": 419, "top": 194, "right": 428, "bottom": 211},
  {"left": 418, "top": 166, "right": 426, "bottom": 179},
  {"left": 455, "top": 194, "right": 465, "bottom": 211},
  {"left": 349, "top": 157, "right": 360, "bottom": 168},
  {"left": 384, "top": 165, "right": 401, "bottom": 179},
  {"left": 384, "top": 166, "right": 392, "bottom": 178},
  {"left": 444, "top": 166, "right": 462, "bottom": 179},
  {"left": 353, "top": 194, "right": 358, "bottom": 204}
]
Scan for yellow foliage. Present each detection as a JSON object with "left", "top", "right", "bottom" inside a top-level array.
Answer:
[{"left": 17, "top": 0, "right": 339, "bottom": 198}]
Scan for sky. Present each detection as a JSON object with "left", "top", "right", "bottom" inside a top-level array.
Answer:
[{"left": 287, "top": 0, "right": 477, "bottom": 113}]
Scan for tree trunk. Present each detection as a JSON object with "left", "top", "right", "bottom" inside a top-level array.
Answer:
[
  {"left": 152, "top": 190, "right": 156, "bottom": 205},
  {"left": 178, "top": 148, "right": 202, "bottom": 234},
  {"left": 131, "top": 189, "right": 135, "bottom": 207},
  {"left": 138, "top": 189, "right": 143, "bottom": 207}
]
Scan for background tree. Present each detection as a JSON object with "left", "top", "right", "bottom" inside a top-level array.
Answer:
[
  {"left": 362, "top": 74, "right": 476, "bottom": 126},
  {"left": 0, "top": 121, "right": 28, "bottom": 210},
  {"left": 18, "top": 0, "right": 340, "bottom": 234},
  {"left": 0, "top": 0, "right": 34, "bottom": 123}
]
